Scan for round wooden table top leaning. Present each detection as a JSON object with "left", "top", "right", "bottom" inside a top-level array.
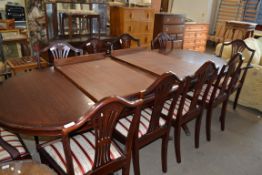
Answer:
[{"left": 0, "top": 48, "right": 226, "bottom": 136}]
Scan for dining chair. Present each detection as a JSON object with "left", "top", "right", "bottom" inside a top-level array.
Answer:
[
  {"left": 112, "top": 33, "right": 140, "bottom": 50},
  {"left": 151, "top": 32, "right": 172, "bottom": 50},
  {"left": 0, "top": 128, "right": 31, "bottom": 163},
  {"left": 200, "top": 52, "right": 244, "bottom": 141},
  {"left": 82, "top": 38, "right": 112, "bottom": 55},
  {"left": 218, "top": 39, "right": 255, "bottom": 110},
  {"left": 166, "top": 61, "right": 218, "bottom": 163},
  {"left": 37, "top": 96, "right": 143, "bottom": 175},
  {"left": 41, "top": 41, "right": 83, "bottom": 64},
  {"left": 114, "top": 72, "right": 184, "bottom": 175}
]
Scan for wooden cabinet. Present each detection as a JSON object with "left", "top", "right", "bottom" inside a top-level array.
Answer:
[
  {"left": 153, "top": 13, "right": 185, "bottom": 48},
  {"left": 110, "top": 6, "right": 155, "bottom": 47},
  {"left": 183, "top": 23, "right": 209, "bottom": 52}
]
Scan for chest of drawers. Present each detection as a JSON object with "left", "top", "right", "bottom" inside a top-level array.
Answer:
[
  {"left": 153, "top": 13, "right": 185, "bottom": 48},
  {"left": 183, "top": 23, "right": 209, "bottom": 52},
  {"left": 110, "top": 6, "right": 155, "bottom": 47}
]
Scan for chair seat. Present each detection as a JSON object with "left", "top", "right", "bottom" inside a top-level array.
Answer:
[
  {"left": 41, "top": 130, "right": 122, "bottom": 175},
  {"left": 199, "top": 85, "right": 221, "bottom": 103},
  {"left": 162, "top": 97, "right": 191, "bottom": 119},
  {"left": 116, "top": 108, "right": 166, "bottom": 138},
  {"left": 0, "top": 128, "right": 28, "bottom": 162}
]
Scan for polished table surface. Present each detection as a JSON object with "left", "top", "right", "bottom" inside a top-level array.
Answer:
[
  {"left": 112, "top": 49, "right": 226, "bottom": 78},
  {"left": 0, "top": 68, "right": 94, "bottom": 136},
  {"left": 0, "top": 49, "right": 226, "bottom": 136},
  {"left": 56, "top": 58, "right": 156, "bottom": 102}
]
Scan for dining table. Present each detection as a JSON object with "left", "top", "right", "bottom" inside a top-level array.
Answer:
[{"left": 0, "top": 48, "right": 226, "bottom": 137}]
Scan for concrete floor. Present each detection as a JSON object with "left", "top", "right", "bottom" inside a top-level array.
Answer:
[{"left": 22, "top": 103, "right": 262, "bottom": 175}]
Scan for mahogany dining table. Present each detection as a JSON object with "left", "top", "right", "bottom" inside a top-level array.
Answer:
[{"left": 0, "top": 48, "right": 226, "bottom": 136}]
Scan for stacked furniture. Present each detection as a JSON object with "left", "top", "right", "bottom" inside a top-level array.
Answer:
[
  {"left": 110, "top": 6, "right": 155, "bottom": 47},
  {"left": 153, "top": 13, "right": 185, "bottom": 49},
  {"left": 183, "top": 23, "right": 209, "bottom": 52}
]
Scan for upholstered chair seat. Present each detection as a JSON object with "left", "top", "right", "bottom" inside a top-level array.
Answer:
[
  {"left": 40, "top": 130, "right": 122, "bottom": 175},
  {"left": 0, "top": 128, "right": 30, "bottom": 162},
  {"left": 116, "top": 108, "right": 166, "bottom": 138}
]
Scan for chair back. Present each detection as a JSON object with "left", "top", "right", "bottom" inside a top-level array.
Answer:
[
  {"left": 177, "top": 61, "right": 218, "bottom": 123},
  {"left": 41, "top": 41, "right": 83, "bottom": 63},
  {"left": 82, "top": 38, "right": 111, "bottom": 55},
  {"left": 61, "top": 96, "right": 142, "bottom": 175},
  {"left": 211, "top": 52, "right": 244, "bottom": 102},
  {"left": 139, "top": 72, "right": 184, "bottom": 133},
  {"left": 112, "top": 33, "right": 140, "bottom": 50},
  {"left": 151, "top": 32, "right": 171, "bottom": 50},
  {"left": 219, "top": 39, "right": 255, "bottom": 66}
]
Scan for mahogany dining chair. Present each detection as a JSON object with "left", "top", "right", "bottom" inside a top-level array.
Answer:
[
  {"left": 82, "top": 38, "right": 111, "bottom": 55},
  {"left": 165, "top": 61, "right": 218, "bottom": 163},
  {"left": 218, "top": 39, "right": 255, "bottom": 110},
  {"left": 112, "top": 33, "right": 140, "bottom": 50},
  {"left": 37, "top": 96, "right": 143, "bottom": 175},
  {"left": 200, "top": 52, "right": 244, "bottom": 141},
  {"left": 0, "top": 128, "right": 31, "bottom": 163},
  {"left": 40, "top": 41, "right": 83, "bottom": 64},
  {"left": 114, "top": 72, "right": 184, "bottom": 175}
]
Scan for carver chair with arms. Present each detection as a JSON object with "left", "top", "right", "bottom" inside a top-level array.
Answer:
[
  {"left": 166, "top": 61, "right": 218, "bottom": 163},
  {"left": 112, "top": 33, "right": 140, "bottom": 50},
  {"left": 0, "top": 128, "right": 31, "bottom": 163},
  {"left": 41, "top": 41, "right": 83, "bottom": 64},
  {"left": 200, "top": 53, "right": 244, "bottom": 141},
  {"left": 114, "top": 72, "right": 184, "bottom": 175},
  {"left": 37, "top": 96, "right": 143, "bottom": 175},
  {"left": 218, "top": 39, "right": 255, "bottom": 110}
]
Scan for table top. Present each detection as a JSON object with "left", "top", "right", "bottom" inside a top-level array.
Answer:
[
  {"left": 56, "top": 58, "right": 156, "bottom": 102},
  {"left": 0, "top": 68, "right": 94, "bottom": 136},
  {"left": 112, "top": 49, "right": 226, "bottom": 78},
  {"left": 0, "top": 49, "right": 226, "bottom": 136}
]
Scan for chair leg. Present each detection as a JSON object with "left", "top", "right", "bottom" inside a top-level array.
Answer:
[
  {"left": 233, "top": 87, "right": 242, "bottom": 110},
  {"left": 161, "top": 134, "right": 169, "bottom": 173},
  {"left": 132, "top": 146, "right": 140, "bottom": 175},
  {"left": 182, "top": 124, "right": 191, "bottom": 136},
  {"left": 195, "top": 112, "right": 203, "bottom": 148},
  {"left": 220, "top": 99, "right": 228, "bottom": 131},
  {"left": 122, "top": 162, "right": 130, "bottom": 175},
  {"left": 206, "top": 107, "right": 213, "bottom": 141},
  {"left": 174, "top": 126, "right": 181, "bottom": 163}
]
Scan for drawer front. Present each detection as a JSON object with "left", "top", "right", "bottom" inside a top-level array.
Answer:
[
  {"left": 184, "top": 32, "right": 196, "bottom": 39},
  {"left": 163, "top": 25, "right": 184, "bottom": 34},
  {"left": 185, "top": 24, "right": 209, "bottom": 32},
  {"left": 124, "top": 22, "right": 154, "bottom": 33},
  {"left": 123, "top": 9, "right": 154, "bottom": 21},
  {"left": 162, "top": 15, "right": 185, "bottom": 24},
  {"left": 135, "top": 34, "right": 153, "bottom": 46},
  {"left": 195, "top": 32, "right": 208, "bottom": 39}
]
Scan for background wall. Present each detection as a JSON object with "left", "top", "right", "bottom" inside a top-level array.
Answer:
[{"left": 170, "top": 0, "right": 214, "bottom": 23}]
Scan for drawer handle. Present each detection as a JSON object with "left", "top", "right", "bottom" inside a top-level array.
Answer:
[
  {"left": 145, "top": 37, "right": 148, "bottom": 43},
  {"left": 165, "top": 28, "right": 169, "bottom": 32},
  {"left": 166, "top": 18, "right": 170, "bottom": 22},
  {"left": 129, "top": 13, "right": 133, "bottom": 19},
  {"left": 146, "top": 25, "right": 149, "bottom": 31},
  {"left": 146, "top": 13, "right": 150, "bottom": 19}
]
